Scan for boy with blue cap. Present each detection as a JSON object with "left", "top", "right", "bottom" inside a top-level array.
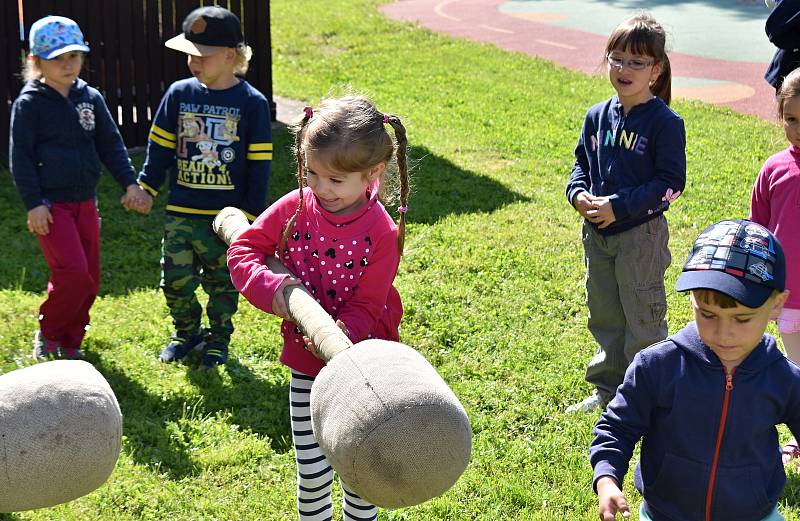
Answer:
[{"left": 590, "top": 219, "right": 800, "bottom": 521}]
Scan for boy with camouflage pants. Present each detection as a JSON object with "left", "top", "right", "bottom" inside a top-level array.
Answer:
[
  {"left": 160, "top": 218, "right": 241, "bottom": 366},
  {"left": 138, "top": 6, "right": 272, "bottom": 368}
]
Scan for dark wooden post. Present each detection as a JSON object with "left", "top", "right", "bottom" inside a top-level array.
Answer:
[{"left": 1, "top": 0, "right": 276, "bottom": 164}]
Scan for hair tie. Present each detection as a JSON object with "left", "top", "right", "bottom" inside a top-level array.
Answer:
[
  {"left": 304, "top": 106, "right": 313, "bottom": 119},
  {"left": 397, "top": 206, "right": 408, "bottom": 214},
  {"left": 383, "top": 113, "right": 390, "bottom": 124}
]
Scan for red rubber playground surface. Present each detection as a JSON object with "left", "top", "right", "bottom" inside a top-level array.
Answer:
[{"left": 381, "top": 0, "right": 780, "bottom": 121}]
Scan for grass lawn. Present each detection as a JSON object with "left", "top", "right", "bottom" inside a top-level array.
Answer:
[{"left": 0, "top": 0, "right": 798, "bottom": 519}]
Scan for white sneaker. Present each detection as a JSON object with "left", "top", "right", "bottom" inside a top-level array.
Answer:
[{"left": 565, "top": 392, "right": 603, "bottom": 414}]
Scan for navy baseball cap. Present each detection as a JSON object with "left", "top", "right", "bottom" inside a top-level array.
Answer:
[
  {"left": 165, "top": 6, "right": 243, "bottom": 56},
  {"left": 675, "top": 219, "right": 786, "bottom": 308}
]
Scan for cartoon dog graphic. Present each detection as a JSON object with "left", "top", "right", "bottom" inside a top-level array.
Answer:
[
  {"left": 191, "top": 133, "right": 221, "bottom": 168},
  {"left": 181, "top": 113, "right": 202, "bottom": 139},
  {"left": 222, "top": 112, "right": 241, "bottom": 142}
]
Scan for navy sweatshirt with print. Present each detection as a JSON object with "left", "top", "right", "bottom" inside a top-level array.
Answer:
[
  {"left": 590, "top": 322, "right": 800, "bottom": 521},
  {"left": 138, "top": 78, "right": 272, "bottom": 221},
  {"left": 9, "top": 79, "right": 137, "bottom": 210},
  {"left": 566, "top": 95, "right": 686, "bottom": 235}
]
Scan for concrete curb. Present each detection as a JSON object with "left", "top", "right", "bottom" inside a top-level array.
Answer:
[{"left": 273, "top": 95, "right": 307, "bottom": 128}]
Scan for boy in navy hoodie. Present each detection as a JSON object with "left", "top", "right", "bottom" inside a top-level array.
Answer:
[{"left": 591, "top": 220, "right": 800, "bottom": 521}]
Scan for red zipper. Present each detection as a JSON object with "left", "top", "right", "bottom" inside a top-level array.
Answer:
[{"left": 705, "top": 366, "right": 735, "bottom": 521}]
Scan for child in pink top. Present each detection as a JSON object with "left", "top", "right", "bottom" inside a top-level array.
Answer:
[
  {"left": 750, "top": 67, "right": 800, "bottom": 363},
  {"left": 227, "top": 95, "right": 409, "bottom": 521},
  {"left": 750, "top": 67, "right": 800, "bottom": 465}
]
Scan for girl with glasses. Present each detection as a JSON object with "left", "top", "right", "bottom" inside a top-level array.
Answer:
[{"left": 564, "top": 12, "right": 686, "bottom": 415}]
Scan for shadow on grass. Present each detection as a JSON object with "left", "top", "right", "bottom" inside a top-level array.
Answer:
[
  {"left": 186, "top": 357, "right": 291, "bottom": 449},
  {"left": 85, "top": 344, "right": 290, "bottom": 479},
  {"left": 606, "top": 0, "right": 770, "bottom": 19},
  {"left": 404, "top": 144, "right": 529, "bottom": 225},
  {"left": 0, "top": 134, "right": 527, "bottom": 294}
]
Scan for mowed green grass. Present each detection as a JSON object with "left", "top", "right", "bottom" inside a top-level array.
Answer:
[{"left": 0, "top": 0, "right": 797, "bottom": 519}]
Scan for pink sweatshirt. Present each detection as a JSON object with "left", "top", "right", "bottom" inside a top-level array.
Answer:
[
  {"left": 750, "top": 145, "right": 800, "bottom": 309},
  {"left": 228, "top": 188, "right": 403, "bottom": 376}
]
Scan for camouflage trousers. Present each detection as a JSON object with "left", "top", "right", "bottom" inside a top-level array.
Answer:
[{"left": 160, "top": 215, "right": 238, "bottom": 345}]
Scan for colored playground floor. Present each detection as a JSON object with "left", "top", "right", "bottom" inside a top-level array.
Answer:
[{"left": 381, "top": 0, "right": 781, "bottom": 121}]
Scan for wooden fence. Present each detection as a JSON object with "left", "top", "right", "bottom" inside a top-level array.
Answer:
[{"left": 0, "top": 0, "right": 274, "bottom": 161}]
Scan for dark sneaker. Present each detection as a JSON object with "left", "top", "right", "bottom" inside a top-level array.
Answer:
[
  {"left": 60, "top": 347, "right": 84, "bottom": 360},
  {"left": 32, "top": 330, "right": 59, "bottom": 361},
  {"left": 200, "top": 342, "right": 228, "bottom": 369},
  {"left": 159, "top": 333, "right": 205, "bottom": 363}
]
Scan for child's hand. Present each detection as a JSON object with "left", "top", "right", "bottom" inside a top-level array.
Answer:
[
  {"left": 136, "top": 190, "right": 154, "bottom": 214},
  {"left": 596, "top": 476, "right": 630, "bottom": 520},
  {"left": 121, "top": 184, "right": 153, "bottom": 214},
  {"left": 302, "top": 320, "right": 349, "bottom": 360},
  {"left": 27, "top": 205, "right": 53, "bottom": 236},
  {"left": 572, "top": 191, "right": 599, "bottom": 219},
  {"left": 272, "top": 276, "right": 302, "bottom": 321},
  {"left": 586, "top": 196, "right": 617, "bottom": 229}
]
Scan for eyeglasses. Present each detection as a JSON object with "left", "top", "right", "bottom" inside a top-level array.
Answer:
[{"left": 606, "top": 54, "right": 655, "bottom": 71}]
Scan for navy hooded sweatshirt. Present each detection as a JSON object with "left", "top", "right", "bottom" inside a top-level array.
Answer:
[
  {"left": 566, "top": 95, "right": 686, "bottom": 235},
  {"left": 9, "top": 79, "right": 137, "bottom": 210},
  {"left": 590, "top": 322, "right": 800, "bottom": 521}
]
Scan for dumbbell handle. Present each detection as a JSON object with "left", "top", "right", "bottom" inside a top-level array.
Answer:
[{"left": 213, "top": 207, "right": 352, "bottom": 361}]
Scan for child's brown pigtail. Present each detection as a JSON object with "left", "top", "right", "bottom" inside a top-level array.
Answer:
[
  {"left": 651, "top": 55, "right": 672, "bottom": 106},
  {"left": 385, "top": 114, "right": 409, "bottom": 255},
  {"left": 280, "top": 106, "right": 313, "bottom": 256}
]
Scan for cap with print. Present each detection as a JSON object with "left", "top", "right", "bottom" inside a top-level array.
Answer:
[
  {"left": 29, "top": 16, "right": 90, "bottom": 59},
  {"left": 165, "top": 6, "right": 243, "bottom": 56},
  {"left": 675, "top": 219, "right": 786, "bottom": 308}
]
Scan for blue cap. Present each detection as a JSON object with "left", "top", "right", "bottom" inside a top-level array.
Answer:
[
  {"left": 675, "top": 219, "right": 786, "bottom": 308},
  {"left": 29, "top": 16, "right": 90, "bottom": 59}
]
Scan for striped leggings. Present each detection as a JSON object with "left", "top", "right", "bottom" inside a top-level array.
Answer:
[{"left": 291, "top": 370, "right": 378, "bottom": 521}]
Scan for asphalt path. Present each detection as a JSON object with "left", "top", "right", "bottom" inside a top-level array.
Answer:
[{"left": 381, "top": 0, "right": 782, "bottom": 120}]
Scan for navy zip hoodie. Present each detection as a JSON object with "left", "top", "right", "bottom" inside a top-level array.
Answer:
[
  {"left": 590, "top": 322, "right": 800, "bottom": 521},
  {"left": 566, "top": 95, "right": 686, "bottom": 235},
  {"left": 9, "top": 78, "right": 136, "bottom": 210}
]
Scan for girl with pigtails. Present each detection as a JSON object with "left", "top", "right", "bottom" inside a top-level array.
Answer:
[{"left": 227, "top": 95, "right": 409, "bottom": 521}]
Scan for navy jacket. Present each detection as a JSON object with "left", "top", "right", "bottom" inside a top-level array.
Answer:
[
  {"left": 9, "top": 79, "right": 136, "bottom": 210},
  {"left": 765, "top": 0, "right": 800, "bottom": 90},
  {"left": 590, "top": 323, "right": 800, "bottom": 521},
  {"left": 138, "top": 78, "right": 272, "bottom": 221},
  {"left": 565, "top": 96, "right": 686, "bottom": 235}
]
